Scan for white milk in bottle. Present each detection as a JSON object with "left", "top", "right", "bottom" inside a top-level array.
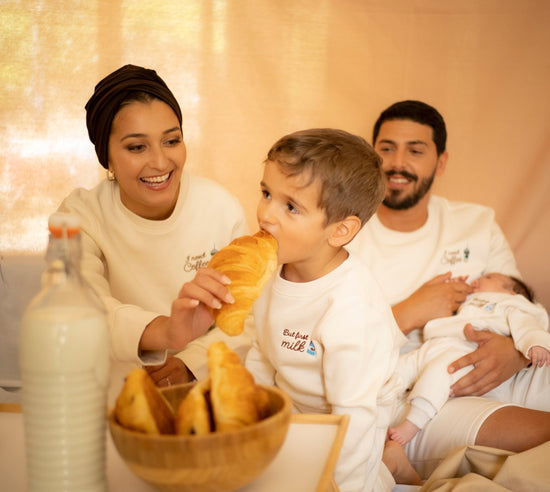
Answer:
[{"left": 20, "top": 213, "right": 110, "bottom": 492}]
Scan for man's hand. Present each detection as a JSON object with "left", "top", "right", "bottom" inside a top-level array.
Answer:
[
  {"left": 145, "top": 356, "right": 194, "bottom": 387},
  {"left": 448, "top": 323, "right": 529, "bottom": 396},
  {"left": 392, "top": 272, "right": 472, "bottom": 335}
]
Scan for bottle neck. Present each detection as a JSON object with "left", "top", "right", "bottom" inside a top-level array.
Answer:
[
  {"left": 45, "top": 233, "right": 82, "bottom": 267},
  {"left": 43, "top": 234, "right": 83, "bottom": 287}
]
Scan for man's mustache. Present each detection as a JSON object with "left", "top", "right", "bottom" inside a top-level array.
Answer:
[{"left": 385, "top": 169, "right": 418, "bottom": 182}]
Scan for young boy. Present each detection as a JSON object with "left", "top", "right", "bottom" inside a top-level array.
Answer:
[
  {"left": 245, "top": 128, "right": 411, "bottom": 491},
  {"left": 389, "top": 273, "right": 550, "bottom": 446}
]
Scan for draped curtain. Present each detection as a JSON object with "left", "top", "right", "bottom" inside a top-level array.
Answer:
[{"left": 2, "top": 0, "right": 549, "bottom": 308}]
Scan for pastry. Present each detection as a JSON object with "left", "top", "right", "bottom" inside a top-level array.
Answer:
[
  {"left": 114, "top": 368, "right": 175, "bottom": 435},
  {"left": 115, "top": 344, "right": 271, "bottom": 436},
  {"left": 208, "top": 230, "right": 278, "bottom": 336},
  {"left": 208, "top": 341, "right": 266, "bottom": 432},
  {"left": 175, "top": 378, "right": 213, "bottom": 435}
]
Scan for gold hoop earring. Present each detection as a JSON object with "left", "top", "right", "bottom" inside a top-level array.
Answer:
[{"left": 106, "top": 169, "right": 116, "bottom": 181}]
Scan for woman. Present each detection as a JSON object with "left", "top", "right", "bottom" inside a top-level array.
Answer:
[{"left": 57, "top": 65, "right": 250, "bottom": 403}]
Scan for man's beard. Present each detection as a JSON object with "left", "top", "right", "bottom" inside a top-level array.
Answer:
[{"left": 382, "top": 168, "right": 437, "bottom": 210}]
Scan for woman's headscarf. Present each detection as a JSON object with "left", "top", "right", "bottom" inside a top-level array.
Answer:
[{"left": 85, "top": 64, "right": 182, "bottom": 169}]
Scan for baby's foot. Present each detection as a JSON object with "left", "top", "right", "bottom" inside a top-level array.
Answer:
[{"left": 388, "top": 420, "right": 420, "bottom": 446}]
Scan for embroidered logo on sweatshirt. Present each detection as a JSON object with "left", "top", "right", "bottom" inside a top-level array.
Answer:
[
  {"left": 440, "top": 246, "right": 470, "bottom": 265},
  {"left": 307, "top": 341, "right": 316, "bottom": 356},
  {"left": 469, "top": 297, "right": 496, "bottom": 312},
  {"left": 281, "top": 329, "right": 309, "bottom": 353},
  {"left": 184, "top": 251, "right": 210, "bottom": 272},
  {"left": 483, "top": 302, "right": 496, "bottom": 312}
]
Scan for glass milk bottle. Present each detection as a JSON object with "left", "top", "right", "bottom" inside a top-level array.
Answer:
[{"left": 20, "top": 213, "right": 110, "bottom": 492}]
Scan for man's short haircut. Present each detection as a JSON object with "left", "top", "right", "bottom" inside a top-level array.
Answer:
[
  {"left": 372, "top": 100, "right": 447, "bottom": 156},
  {"left": 266, "top": 128, "right": 385, "bottom": 226}
]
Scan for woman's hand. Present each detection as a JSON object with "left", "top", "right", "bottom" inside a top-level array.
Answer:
[
  {"left": 145, "top": 356, "right": 194, "bottom": 387},
  {"left": 392, "top": 272, "right": 472, "bottom": 335},
  {"left": 448, "top": 323, "right": 529, "bottom": 396},
  {"left": 139, "top": 267, "right": 234, "bottom": 351}
]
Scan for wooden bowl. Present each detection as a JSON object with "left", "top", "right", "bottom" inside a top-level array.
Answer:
[{"left": 109, "top": 382, "right": 292, "bottom": 492}]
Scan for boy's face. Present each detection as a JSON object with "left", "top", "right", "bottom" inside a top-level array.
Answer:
[
  {"left": 257, "top": 160, "right": 335, "bottom": 276},
  {"left": 471, "top": 273, "right": 512, "bottom": 294}
]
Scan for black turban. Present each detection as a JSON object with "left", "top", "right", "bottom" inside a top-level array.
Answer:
[{"left": 85, "top": 64, "right": 183, "bottom": 169}]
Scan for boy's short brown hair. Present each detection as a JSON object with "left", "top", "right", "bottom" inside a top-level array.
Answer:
[{"left": 266, "top": 128, "right": 385, "bottom": 226}]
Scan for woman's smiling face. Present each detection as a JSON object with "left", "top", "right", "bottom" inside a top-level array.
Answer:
[{"left": 108, "top": 98, "right": 186, "bottom": 220}]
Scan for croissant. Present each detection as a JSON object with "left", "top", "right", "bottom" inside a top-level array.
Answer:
[
  {"left": 207, "top": 341, "right": 268, "bottom": 432},
  {"left": 115, "top": 344, "right": 270, "bottom": 436},
  {"left": 175, "top": 378, "right": 212, "bottom": 435},
  {"left": 114, "top": 369, "right": 175, "bottom": 435},
  {"left": 208, "top": 230, "right": 278, "bottom": 336}
]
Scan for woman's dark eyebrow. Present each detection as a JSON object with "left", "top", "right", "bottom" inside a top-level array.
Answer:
[
  {"left": 121, "top": 127, "right": 181, "bottom": 141},
  {"left": 164, "top": 126, "right": 181, "bottom": 134}
]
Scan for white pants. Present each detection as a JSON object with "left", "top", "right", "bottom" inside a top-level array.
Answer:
[{"left": 391, "top": 364, "right": 550, "bottom": 479}]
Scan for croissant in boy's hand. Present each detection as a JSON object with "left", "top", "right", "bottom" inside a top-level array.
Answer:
[{"left": 208, "top": 231, "right": 278, "bottom": 336}]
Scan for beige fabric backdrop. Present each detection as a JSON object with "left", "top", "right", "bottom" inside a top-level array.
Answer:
[{"left": 1, "top": 0, "right": 549, "bottom": 309}]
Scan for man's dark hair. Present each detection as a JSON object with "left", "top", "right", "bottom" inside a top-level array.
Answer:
[{"left": 372, "top": 100, "right": 447, "bottom": 156}]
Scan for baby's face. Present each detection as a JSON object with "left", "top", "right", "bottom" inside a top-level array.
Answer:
[{"left": 471, "top": 273, "right": 513, "bottom": 294}]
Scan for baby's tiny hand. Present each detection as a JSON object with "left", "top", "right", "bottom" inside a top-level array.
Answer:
[{"left": 528, "top": 345, "right": 550, "bottom": 367}]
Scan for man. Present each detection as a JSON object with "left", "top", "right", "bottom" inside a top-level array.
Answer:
[{"left": 349, "top": 100, "right": 550, "bottom": 478}]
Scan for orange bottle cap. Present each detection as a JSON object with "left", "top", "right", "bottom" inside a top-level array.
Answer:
[{"left": 48, "top": 213, "right": 81, "bottom": 238}]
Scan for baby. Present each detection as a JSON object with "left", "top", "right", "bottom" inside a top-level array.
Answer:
[
  {"left": 469, "top": 274, "right": 550, "bottom": 366},
  {"left": 389, "top": 272, "right": 550, "bottom": 445}
]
